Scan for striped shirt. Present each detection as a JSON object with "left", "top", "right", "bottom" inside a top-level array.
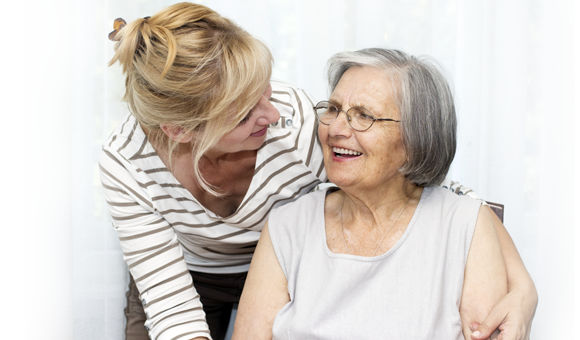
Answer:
[{"left": 99, "top": 80, "right": 326, "bottom": 340}]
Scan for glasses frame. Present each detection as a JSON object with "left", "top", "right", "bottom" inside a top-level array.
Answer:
[{"left": 313, "top": 100, "right": 400, "bottom": 132}]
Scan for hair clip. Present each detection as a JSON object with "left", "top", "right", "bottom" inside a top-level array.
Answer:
[{"left": 108, "top": 18, "right": 127, "bottom": 41}]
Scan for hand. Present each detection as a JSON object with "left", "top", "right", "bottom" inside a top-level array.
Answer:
[{"left": 470, "top": 287, "right": 537, "bottom": 340}]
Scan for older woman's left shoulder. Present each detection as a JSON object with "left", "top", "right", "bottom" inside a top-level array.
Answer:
[{"left": 424, "top": 185, "right": 482, "bottom": 211}]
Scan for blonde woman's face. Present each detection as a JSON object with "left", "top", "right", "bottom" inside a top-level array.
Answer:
[{"left": 211, "top": 84, "right": 280, "bottom": 155}]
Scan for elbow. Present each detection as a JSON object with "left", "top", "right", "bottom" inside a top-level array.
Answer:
[{"left": 509, "top": 271, "right": 538, "bottom": 309}]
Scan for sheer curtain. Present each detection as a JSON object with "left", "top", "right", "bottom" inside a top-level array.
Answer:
[{"left": 15, "top": 0, "right": 576, "bottom": 339}]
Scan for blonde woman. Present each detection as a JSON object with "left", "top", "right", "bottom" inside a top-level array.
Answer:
[{"left": 101, "top": 3, "right": 536, "bottom": 340}]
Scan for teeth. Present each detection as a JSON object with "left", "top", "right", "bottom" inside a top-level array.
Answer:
[{"left": 332, "top": 147, "right": 362, "bottom": 156}]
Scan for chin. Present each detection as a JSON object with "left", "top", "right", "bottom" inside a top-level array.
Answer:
[
  {"left": 326, "top": 173, "right": 355, "bottom": 189},
  {"left": 239, "top": 137, "right": 266, "bottom": 152}
]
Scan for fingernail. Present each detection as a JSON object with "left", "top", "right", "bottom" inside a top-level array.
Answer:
[
  {"left": 470, "top": 324, "right": 475, "bottom": 331},
  {"left": 472, "top": 331, "right": 481, "bottom": 338}
]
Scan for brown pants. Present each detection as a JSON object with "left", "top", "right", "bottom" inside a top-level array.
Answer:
[{"left": 125, "top": 271, "right": 248, "bottom": 340}]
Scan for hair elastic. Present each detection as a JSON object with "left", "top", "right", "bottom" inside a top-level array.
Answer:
[{"left": 108, "top": 18, "right": 127, "bottom": 41}]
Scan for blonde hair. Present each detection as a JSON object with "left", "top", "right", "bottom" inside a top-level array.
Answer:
[{"left": 109, "top": 2, "right": 273, "bottom": 195}]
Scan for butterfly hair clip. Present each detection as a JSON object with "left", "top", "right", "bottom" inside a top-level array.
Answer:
[{"left": 108, "top": 18, "right": 127, "bottom": 41}]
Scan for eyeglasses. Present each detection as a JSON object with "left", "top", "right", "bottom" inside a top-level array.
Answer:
[{"left": 313, "top": 101, "right": 400, "bottom": 132}]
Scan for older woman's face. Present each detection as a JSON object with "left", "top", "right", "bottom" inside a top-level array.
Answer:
[{"left": 319, "top": 66, "right": 407, "bottom": 190}]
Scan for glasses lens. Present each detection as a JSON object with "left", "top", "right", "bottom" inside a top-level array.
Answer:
[
  {"left": 315, "top": 102, "right": 339, "bottom": 124},
  {"left": 349, "top": 107, "right": 374, "bottom": 131}
]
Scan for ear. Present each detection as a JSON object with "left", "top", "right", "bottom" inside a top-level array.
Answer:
[{"left": 160, "top": 124, "right": 193, "bottom": 143}]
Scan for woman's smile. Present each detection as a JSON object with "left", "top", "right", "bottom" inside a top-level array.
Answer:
[
  {"left": 332, "top": 146, "right": 363, "bottom": 159},
  {"left": 250, "top": 126, "right": 268, "bottom": 137}
]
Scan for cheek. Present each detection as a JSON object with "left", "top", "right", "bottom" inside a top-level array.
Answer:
[
  {"left": 390, "top": 131, "right": 406, "bottom": 158},
  {"left": 217, "top": 129, "right": 246, "bottom": 147},
  {"left": 317, "top": 124, "right": 326, "bottom": 143},
  {"left": 318, "top": 124, "right": 331, "bottom": 153},
  {"left": 365, "top": 130, "right": 406, "bottom": 166},
  {"left": 384, "top": 138, "right": 407, "bottom": 166}
]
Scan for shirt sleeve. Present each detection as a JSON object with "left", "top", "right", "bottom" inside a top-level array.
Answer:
[
  {"left": 99, "top": 148, "right": 212, "bottom": 340},
  {"left": 438, "top": 176, "right": 487, "bottom": 204},
  {"left": 271, "top": 80, "right": 327, "bottom": 184},
  {"left": 299, "top": 87, "right": 327, "bottom": 183}
]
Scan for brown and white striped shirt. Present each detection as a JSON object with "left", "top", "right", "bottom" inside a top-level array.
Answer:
[{"left": 99, "top": 80, "right": 326, "bottom": 340}]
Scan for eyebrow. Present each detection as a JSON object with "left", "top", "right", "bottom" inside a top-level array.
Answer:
[{"left": 327, "top": 99, "right": 379, "bottom": 114}]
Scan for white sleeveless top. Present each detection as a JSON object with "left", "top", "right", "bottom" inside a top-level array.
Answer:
[{"left": 268, "top": 186, "right": 481, "bottom": 339}]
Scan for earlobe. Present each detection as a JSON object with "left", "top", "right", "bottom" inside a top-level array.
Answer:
[{"left": 160, "top": 124, "right": 193, "bottom": 143}]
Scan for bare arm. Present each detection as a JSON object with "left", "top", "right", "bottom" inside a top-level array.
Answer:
[
  {"left": 461, "top": 206, "right": 509, "bottom": 339},
  {"left": 470, "top": 206, "right": 538, "bottom": 339},
  {"left": 233, "top": 222, "right": 290, "bottom": 340},
  {"left": 491, "top": 206, "right": 537, "bottom": 305}
]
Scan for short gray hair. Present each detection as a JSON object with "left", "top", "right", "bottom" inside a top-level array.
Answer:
[{"left": 326, "top": 48, "right": 456, "bottom": 186}]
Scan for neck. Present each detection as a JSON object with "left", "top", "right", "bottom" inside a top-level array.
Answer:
[
  {"left": 144, "top": 126, "right": 194, "bottom": 168},
  {"left": 201, "top": 149, "right": 257, "bottom": 169},
  {"left": 341, "top": 178, "right": 420, "bottom": 229}
]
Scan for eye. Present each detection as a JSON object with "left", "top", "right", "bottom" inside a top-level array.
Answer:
[
  {"left": 353, "top": 108, "right": 374, "bottom": 121},
  {"left": 238, "top": 110, "right": 253, "bottom": 126},
  {"left": 328, "top": 105, "right": 339, "bottom": 114}
]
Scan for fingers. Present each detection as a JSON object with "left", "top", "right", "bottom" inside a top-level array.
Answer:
[
  {"left": 470, "top": 322, "right": 497, "bottom": 340},
  {"left": 469, "top": 292, "right": 533, "bottom": 340},
  {"left": 471, "top": 317, "right": 526, "bottom": 340}
]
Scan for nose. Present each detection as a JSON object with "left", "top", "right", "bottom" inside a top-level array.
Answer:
[
  {"left": 327, "top": 110, "right": 352, "bottom": 137},
  {"left": 255, "top": 96, "right": 280, "bottom": 126}
]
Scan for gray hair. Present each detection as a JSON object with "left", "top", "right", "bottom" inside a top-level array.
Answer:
[{"left": 326, "top": 48, "right": 457, "bottom": 186}]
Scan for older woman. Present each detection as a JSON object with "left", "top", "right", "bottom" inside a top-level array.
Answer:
[
  {"left": 101, "top": 3, "right": 535, "bottom": 339},
  {"left": 233, "top": 48, "right": 515, "bottom": 339}
]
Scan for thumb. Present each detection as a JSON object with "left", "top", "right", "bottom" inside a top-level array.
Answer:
[
  {"left": 469, "top": 301, "right": 507, "bottom": 339},
  {"left": 470, "top": 319, "right": 500, "bottom": 340}
]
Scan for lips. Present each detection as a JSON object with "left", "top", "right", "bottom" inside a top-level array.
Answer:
[
  {"left": 250, "top": 126, "right": 268, "bottom": 137},
  {"left": 250, "top": 126, "right": 267, "bottom": 137}
]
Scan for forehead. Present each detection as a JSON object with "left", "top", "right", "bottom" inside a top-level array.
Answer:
[
  {"left": 330, "top": 66, "right": 398, "bottom": 114},
  {"left": 230, "top": 81, "right": 271, "bottom": 116}
]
